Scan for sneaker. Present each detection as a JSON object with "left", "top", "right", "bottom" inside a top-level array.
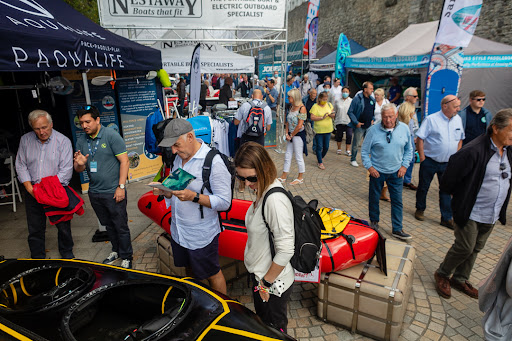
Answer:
[
  {"left": 121, "top": 259, "right": 132, "bottom": 269},
  {"left": 350, "top": 161, "right": 359, "bottom": 167},
  {"left": 345, "top": 150, "right": 352, "bottom": 156},
  {"left": 414, "top": 209, "right": 425, "bottom": 221},
  {"left": 392, "top": 230, "right": 412, "bottom": 240},
  {"left": 336, "top": 149, "right": 342, "bottom": 155},
  {"left": 103, "top": 252, "right": 119, "bottom": 264}
]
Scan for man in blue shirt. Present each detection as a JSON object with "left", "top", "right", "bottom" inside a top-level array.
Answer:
[
  {"left": 434, "top": 109, "right": 512, "bottom": 300},
  {"left": 414, "top": 95, "right": 464, "bottom": 228},
  {"left": 362, "top": 104, "right": 413, "bottom": 240},
  {"left": 459, "top": 90, "right": 492, "bottom": 146},
  {"left": 348, "top": 81, "right": 375, "bottom": 167},
  {"left": 153, "top": 119, "right": 232, "bottom": 295},
  {"left": 263, "top": 79, "right": 278, "bottom": 111}
]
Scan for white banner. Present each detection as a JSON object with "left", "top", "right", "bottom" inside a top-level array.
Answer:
[
  {"left": 435, "top": 0, "right": 482, "bottom": 47},
  {"left": 98, "top": 0, "right": 285, "bottom": 29},
  {"left": 189, "top": 44, "right": 201, "bottom": 116}
]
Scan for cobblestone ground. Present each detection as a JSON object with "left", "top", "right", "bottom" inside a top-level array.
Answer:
[{"left": 131, "top": 140, "right": 512, "bottom": 341}]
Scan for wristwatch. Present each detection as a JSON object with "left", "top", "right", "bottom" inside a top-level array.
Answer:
[
  {"left": 118, "top": 184, "right": 125, "bottom": 190},
  {"left": 192, "top": 192, "right": 200, "bottom": 203},
  {"left": 262, "top": 278, "right": 273, "bottom": 288}
]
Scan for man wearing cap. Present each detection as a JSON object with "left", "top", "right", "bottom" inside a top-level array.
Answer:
[
  {"left": 153, "top": 119, "right": 232, "bottom": 294},
  {"left": 73, "top": 106, "right": 133, "bottom": 269}
]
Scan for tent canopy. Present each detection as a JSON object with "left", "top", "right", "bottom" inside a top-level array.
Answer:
[
  {"left": 155, "top": 35, "right": 255, "bottom": 74},
  {"left": 310, "top": 40, "right": 366, "bottom": 71},
  {"left": 346, "top": 21, "right": 512, "bottom": 114},
  {"left": 0, "top": 0, "right": 161, "bottom": 72}
]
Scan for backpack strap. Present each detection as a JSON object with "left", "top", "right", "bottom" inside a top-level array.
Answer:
[
  {"left": 261, "top": 187, "right": 294, "bottom": 259},
  {"left": 199, "top": 148, "right": 219, "bottom": 219}
]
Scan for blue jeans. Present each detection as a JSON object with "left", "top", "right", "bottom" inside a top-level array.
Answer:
[
  {"left": 314, "top": 133, "right": 331, "bottom": 164},
  {"left": 415, "top": 157, "right": 452, "bottom": 221},
  {"left": 403, "top": 142, "right": 415, "bottom": 184},
  {"left": 350, "top": 127, "right": 367, "bottom": 162},
  {"left": 369, "top": 172, "right": 404, "bottom": 233}
]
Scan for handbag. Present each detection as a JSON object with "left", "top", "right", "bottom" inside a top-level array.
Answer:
[{"left": 304, "top": 121, "right": 315, "bottom": 144}]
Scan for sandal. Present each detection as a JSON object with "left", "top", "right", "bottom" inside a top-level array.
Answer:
[
  {"left": 290, "top": 179, "right": 304, "bottom": 185},
  {"left": 336, "top": 149, "right": 342, "bottom": 155},
  {"left": 277, "top": 177, "right": 286, "bottom": 183},
  {"left": 318, "top": 163, "right": 326, "bottom": 170}
]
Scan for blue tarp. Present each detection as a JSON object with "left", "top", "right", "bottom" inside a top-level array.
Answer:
[
  {"left": 310, "top": 40, "right": 366, "bottom": 71},
  {"left": 0, "top": 0, "right": 161, "bottom": 72}
]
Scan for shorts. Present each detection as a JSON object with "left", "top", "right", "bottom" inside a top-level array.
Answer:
[
  {"left": 170, "top": 234, "right": 221, "bottom": 280},
  {"left": 335, "top": 124, "right": 353, "bottom": 144}
]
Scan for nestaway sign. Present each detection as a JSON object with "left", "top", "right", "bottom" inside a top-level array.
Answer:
[{"left": 99, "top": 0, "right": 286, "bottom": 29}]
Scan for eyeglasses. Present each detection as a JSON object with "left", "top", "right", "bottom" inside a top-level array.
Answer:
[
  {"left": 473, "top": 98, "right": 486, "bottom": 102},
  {"left": 500, "top": 163, "right": 509, "bottom": 179},
  {"left": 386, "top": 131, "right": 392, "bottom": 143},
  {"left": 409, "top": 95, "right": 419, "bottom": 98},
  {"left": 236, "top": 174, "right": 258, "bottom": 183}
]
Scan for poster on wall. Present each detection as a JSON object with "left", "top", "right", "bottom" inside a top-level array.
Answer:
[
  {"left": 98, "top": 0, "right": 285, "bottom": 29},
  {"left": 67, "top": 82, "right": 121, "bottom": 192},
  {"left": 117, "top": 79, "right": 162, "bottom": 182}
]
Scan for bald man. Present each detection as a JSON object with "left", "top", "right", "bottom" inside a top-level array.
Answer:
[
  {"left": 414, "top": 95, "right": 465, "bottom": 228},
  {"left": 234, "top": 89, "right": 273, "bottom": 146}
]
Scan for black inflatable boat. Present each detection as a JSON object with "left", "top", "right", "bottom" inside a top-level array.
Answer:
[{"left": 0, "top": 258, "right": 295, "bottom": 341}]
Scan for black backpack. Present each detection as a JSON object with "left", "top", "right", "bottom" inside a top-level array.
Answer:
[
  {"left": 244, "top": 101, "right": 266, "bottom": 137},
  {"left": 166, "top": 148, "right": 235, "bottom": 219},
  {"left": 261, "top": 187, "right": 323, "bottom": 274}
]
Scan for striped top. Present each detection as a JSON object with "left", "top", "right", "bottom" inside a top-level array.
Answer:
[{"left": 16, "top": 130, "right": 73, "bottom": 185}]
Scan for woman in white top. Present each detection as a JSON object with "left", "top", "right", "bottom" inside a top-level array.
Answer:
[
  {"left": 234, "top": 142, "right": 295, "bottom": 333},
  {"left": 334, "top": 86, "right": 353, "bottom": 156},
  {"left": 279, "top": 88, "right": 307, "bottom": 185},
  {"left": 329, "top": 78, "right": 343, "bottom": 102},
  {"left": 373, "top": 88, "right": 390, "bottom": 123}
]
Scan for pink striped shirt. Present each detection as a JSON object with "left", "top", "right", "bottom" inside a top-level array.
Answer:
[{"left": 16, "top": 130, "right": 73, "bottom": 185}]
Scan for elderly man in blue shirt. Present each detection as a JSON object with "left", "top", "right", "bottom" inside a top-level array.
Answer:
[
  {"left": 434, "top": 109, "right": 512, "bottom": 300},
  {"left": 362, "top": 103, "right": 413, "bottom": 240},
  {"left": 415, "top": 95, "right": 464, "bottom": 228},
  {"left": 152, "top": 119, "right": 232, "bottom": 295}
]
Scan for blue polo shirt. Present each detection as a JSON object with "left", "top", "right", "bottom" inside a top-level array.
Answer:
[{"left": 76, "top": 125, "right": 127, "bottom": 193}]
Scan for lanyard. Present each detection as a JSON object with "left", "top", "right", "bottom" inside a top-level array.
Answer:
[{"left": 87, "top": 138, "right": 100, "bottom": 161}]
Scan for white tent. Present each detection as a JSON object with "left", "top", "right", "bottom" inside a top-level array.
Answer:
[
  {"left": 156, "top": 43, "right": 255, "bottom": 74},
  {"left": 346, "top": 21, "right": 512, "bottom": 114}
]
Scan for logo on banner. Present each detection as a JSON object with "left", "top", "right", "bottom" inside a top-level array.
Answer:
[
  {"left": 110, "top": 0, "right": 201, "bottom": 17},
  {"left": 0, "top": 0, "right": 53, "bottom": 18},
  {"left": 451, "top": 5, "right": 481, "bottom": 34}
]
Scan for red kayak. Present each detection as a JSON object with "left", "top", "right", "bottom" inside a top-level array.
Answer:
[{"left": 138, "top": 191, "right": 378, "bottom": 273}]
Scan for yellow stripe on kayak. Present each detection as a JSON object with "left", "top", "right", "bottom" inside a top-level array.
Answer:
[
  {"left": 162, "top": 286, "right": 173, "bottom": 313},
  {"left": 210, "top": 325, "right": 285, "bottom": 341},
  {"left": 55, "top": 267, "right": 62, "bottom": 286},
  {"left": 19, "top": 278, "right": 31, "bottom": 297},
  {"left": 9, "top": 284, "right": 17, "bottom": 305},
  {"left": 0, "top": 322, "right": 33, "bottom": 340}
]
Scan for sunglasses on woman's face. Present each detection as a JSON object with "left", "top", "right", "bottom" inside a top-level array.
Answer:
[{"left": 236, "top": 174, "right": 258, "bottom": 183}]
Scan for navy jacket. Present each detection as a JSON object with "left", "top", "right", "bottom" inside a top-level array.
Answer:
[{"left": 347, "top": 91, "right": 376, "bottom": 129}]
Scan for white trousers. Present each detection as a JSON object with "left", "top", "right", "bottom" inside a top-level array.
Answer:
[{"left": 283, "top": 136, "right": 305, "bottom": 173}]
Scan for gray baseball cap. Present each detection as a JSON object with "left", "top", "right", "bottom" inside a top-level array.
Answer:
[{"left": 158, "top": 119, "right": 193, "bottom": 148}]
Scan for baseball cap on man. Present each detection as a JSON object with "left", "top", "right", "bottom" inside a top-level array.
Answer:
[{"left": 158, "top": 119, "right": 193, "bottom": 148}]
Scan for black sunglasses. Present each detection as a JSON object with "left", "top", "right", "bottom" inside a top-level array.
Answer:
[
  {"left": 473, "top": 98, "right": 486, "bottom": 102},
  {"left": 236, "top": 174, "right": 258, "bottom": 183},
  {"left": 500, "top": 163, "right": 509, "bottom": 179},
  {"left": 386, "top": 130, "right": 392, "bottom": 143}
]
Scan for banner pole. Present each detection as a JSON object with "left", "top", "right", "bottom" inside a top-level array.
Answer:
[{"left": 275, "top": 0, "right": 288, "bottom": 154}]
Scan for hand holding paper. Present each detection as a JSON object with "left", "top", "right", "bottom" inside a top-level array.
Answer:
[{"left": 148, "top": 167, "right": 196, "bottom": 192}]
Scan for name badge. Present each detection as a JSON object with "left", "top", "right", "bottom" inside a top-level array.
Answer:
[{"left": 90, "top": 161, "right": 98, "bottom": 173}]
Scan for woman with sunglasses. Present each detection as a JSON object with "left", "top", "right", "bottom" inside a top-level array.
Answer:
[
  {"left": 278, "top": 88, "right": 307, "bottom": 185},
  {"left": 234, "top": 142, "right": 295, "bottom": 333}
]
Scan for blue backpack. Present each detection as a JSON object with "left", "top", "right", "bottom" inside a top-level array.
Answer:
[{"left": 145, "top": 109, "right": 165, "bottom": 154}]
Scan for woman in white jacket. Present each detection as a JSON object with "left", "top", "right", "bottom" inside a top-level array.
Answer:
[{"left": 234, "top": 142, "right": 295, "bottom": 333}]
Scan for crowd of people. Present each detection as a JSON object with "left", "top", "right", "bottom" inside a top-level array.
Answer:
[{"left": 13, "top": 67, "right": 512, "bottom": 336}]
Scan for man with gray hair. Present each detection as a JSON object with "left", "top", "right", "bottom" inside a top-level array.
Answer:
[
  {"left": 434, "top": 108, "right": 512, "bottom": 300},
  {"left": 16, "top": 110, "right": 74, "bottom": 259},
  {"left": 403, "top": 87, "right": 419, "bottom": 105},
  {"left": 361, "top": 103, "right": 413, "bottom": 240},
  {"left": 414, "top": 95, "right": 464, "bottom": 228},
  {"left": 152, "top": 119, "right": 232, "bottom": 295}
]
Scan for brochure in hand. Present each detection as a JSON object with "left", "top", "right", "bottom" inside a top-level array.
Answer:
[{"left": 148, "top": 168, "right": 196, "bottom": 192}]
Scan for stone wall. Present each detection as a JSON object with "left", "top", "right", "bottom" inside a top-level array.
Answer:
[{"left": 287, "top": 0, "right": 512, "bottom": 50}]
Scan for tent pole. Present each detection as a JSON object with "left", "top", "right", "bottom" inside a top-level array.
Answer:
[
  {"left": 82, "top": 72, "right": 91, "bottom": 105},
  {"left": 275, "top": 0, "right": 288, "bottom": 154}
]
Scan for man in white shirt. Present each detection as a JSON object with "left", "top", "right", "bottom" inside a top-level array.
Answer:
[
  {"left": 299, "top": 74, "right": 314, "bottom": 98},
  {"left": 155, "top": 119, "right": 232, "bottom": 294},
  {"left": 415, "top": 95, "right": 464, "bottom": 228}
]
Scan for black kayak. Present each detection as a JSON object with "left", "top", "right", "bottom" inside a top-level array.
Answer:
[{"left": 0, "top": 258, "right": 295, "bottom": 341}]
